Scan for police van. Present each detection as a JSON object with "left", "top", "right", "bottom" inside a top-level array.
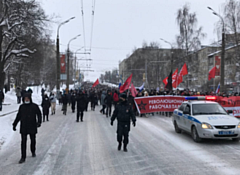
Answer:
[{"left": 172, "top": 96, "right": 240, "bottom": 142}]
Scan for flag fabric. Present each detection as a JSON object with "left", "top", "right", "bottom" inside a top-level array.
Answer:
[
  {"left": 120, "top": 74, "right": 132, "bottom": 93},
  {"left": 92, "top": 79, "right": 99, "bottom": 88},
  {"left": 130, "top": 83, "right": 138, "bottom": 97},
  {"left": 172, "top": 68, "right": 178, "bottom": 88},
  {"left": 176, "top": 63, "right": 188, "bottom": 87},
  {"left": 163, "top": 77, "right": 168, "bottom": 85},
  {"left": 216, "top": 83, "right": 220, "bottom": 94},
  {"left": 208, "top": 66, "right": 216, "bottom": 80},
  {"left": 165, "top": 71, "right": 172, "bottom": 91},
  {"left": 180, "top": 63, "right": 188, "bottom": 76},
  {"left": 118, "top": 82, "right": 122, "bottom": 89},
  {"left": 139, "top": 83, "right": 145, "bottom": 92}
]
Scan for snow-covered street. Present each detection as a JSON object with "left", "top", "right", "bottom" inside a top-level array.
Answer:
[{"left": 1, "top": 101, "right": 240, "bottom": 175}]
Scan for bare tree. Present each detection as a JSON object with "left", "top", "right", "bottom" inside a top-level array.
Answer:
[{"left": 176, "top": 3, "right": 206, "bottom": 54}]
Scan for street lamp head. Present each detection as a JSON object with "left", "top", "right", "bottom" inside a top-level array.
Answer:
[
  {"left": 213, "top": 12, "right": 218, "bottom": 16},
  {"left": 207, "top": 7, "right": 213, "bottom": 10}
]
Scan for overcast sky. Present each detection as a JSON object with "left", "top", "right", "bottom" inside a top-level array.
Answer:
[{"left": 40, "top": 0, "right": 227, "bottom": 82}]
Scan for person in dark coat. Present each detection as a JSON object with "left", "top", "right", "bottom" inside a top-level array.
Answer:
[
  {"left": 71, "top": 92, "right": 77, "bottom": 113},
  {"left": 104, "top": 90, "right": 113, "bottom": 117},
  {"left": 90, "top": 92, "right": 97, "bottom": 111},
  {"left": 62, "top": 92, "right": 68, "bottom": 115},
  {"left": 16, "top": 87, "right": 22, "bottom": 104},
  {"left": 76, "top": 91, "right": 86, "bottom": 122},
  {"left": 27, "top": 88, "right": 33, "bottom": 94},
  {"left": 0, "top": 89, "right": 4, "bottom": 111},
  {"left": 12, "top": 93, "right": 42, "bottom": 164},
  {"left": 41, "top": 88, "right": 45, "bottom": 99},
  {"left": 41, "top": 93, "right": 51, "bottom": 122},
  {"left": 111, "top": 93, "right": 136, "bottom": 152},
  {"left": 84, "top": 91, "right": 89, "bottom": 111}
]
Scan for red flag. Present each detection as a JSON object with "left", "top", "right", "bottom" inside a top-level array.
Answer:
[
  {"left": 180, "top": 63, "right": 188, "bottom": 76},
  {"left": 176, "top": 63, "right": 188, "bottom": 87},
  {"left": 208, "top": 66, "right": 216, "bottom": 80},
  {"left": 130, "top": 83, "right": 138, "bottom": 97},
  {"left": 163, "top": 76, "right": 168, "bottom": 85},
  {"left": 120, "top": 74, "right": 132, "bottom": 93},
  {"left": 92, "top": 79, "right": 99, "bottom": 88},
  {"left": 172, "top": 68, "right": 178, "bottom": 88}
]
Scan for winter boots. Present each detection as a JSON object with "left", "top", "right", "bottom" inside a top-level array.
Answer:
[
  {"left": 19, "top": 158, "right": 25, "bottom": 164},
  {"left": 123, "top": 144, "right": 128, "bottom": 152},
  {"left": 118, "top": 142, "right": 122, "bottom": 151}
]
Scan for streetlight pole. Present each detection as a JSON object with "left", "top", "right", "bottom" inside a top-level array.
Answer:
[
  {"left": 67, "top": 34, "right": 81, "bottom": 90},
  {"left": 74, "top": 47, "right": 84, "bottom": 87},
  {"left": 160, "top": 38, "right": 174, "bottom": 73},
  {"left": 208, "top": 7, "right": 225, "bottom": 93},
  {"left": 56, "top": 17, "right": 75, "bottom": 92}
]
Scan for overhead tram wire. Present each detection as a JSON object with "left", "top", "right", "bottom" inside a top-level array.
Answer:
[{"left": 81, "top": 0, "right": 86, "bottom": 52}]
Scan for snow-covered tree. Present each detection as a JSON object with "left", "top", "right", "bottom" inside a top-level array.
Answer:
[{"left": 0, "top": 0, "right": 48, "bottom": 89}]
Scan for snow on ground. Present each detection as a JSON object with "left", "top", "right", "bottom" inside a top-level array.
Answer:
[{"left": 0, "top": 87, "right": 43, "bottom": 151}]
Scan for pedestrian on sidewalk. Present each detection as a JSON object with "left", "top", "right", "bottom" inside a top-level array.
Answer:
[
  {"left": 76, "top": 90, "right": 86, "bottom": 122},
  {"left": 0, "top": 89, "right": 4, "bottom": 111},
  {"left": 16, "top": 87, "right": 22, "bottom": 104},
  {"left": 41, "top": 93, "right": 51, "bottom": 122},
  {"left": 111, "top": 93, "right": 136, "bottom": 152},
  {"left": 49, "top": 92, "right": 57, "bottom": 115},
  {"left": 12, "top": 93, "right": 42, "bottom": 164},
  {"left": 62, "top": 91, "right": 68, "bottom": 115}
]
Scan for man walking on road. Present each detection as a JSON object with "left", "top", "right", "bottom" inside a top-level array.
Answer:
[
  {"left": 76, "top": 90, "right": 86, "bottom": 122},
  {"left": 12, "top": 93, "right": 42, "bottom": 164},
  {"left": 0, "top": 89, "right": 4, "bottom": 111},
  {"left": 105, "top": 90, "right": 113, "bottom": 117},
  {"left": 111, "top": 93, "right": 136, "bottom": 152}
]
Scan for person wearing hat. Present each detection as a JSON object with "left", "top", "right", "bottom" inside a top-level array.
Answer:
[
  {"left": 12, "top": 93, "right": 42, "bottom": 164},
  {"left": 111, "top": 93, "right": 136, "bottom": 152},
  {"left": 76, "top": 90, "right": 87, "bottom": 122}
]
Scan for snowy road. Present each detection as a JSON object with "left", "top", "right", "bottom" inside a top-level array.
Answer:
[{"left": 1, "top": 105, "right": 240, "bottom": 175}]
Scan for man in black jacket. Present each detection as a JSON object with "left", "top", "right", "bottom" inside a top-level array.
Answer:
[
  {"left": 12, "top": 93, "right": 42, "bottom": 164},
  {"left": 76, "top": 91, "right": 86, "bottom": 122},
  {"left": 111, "top": 93, "right": 136, "bottom": 152},
  {"left": 105, "top": 90, "right": 113, "bottom": 117},
  {"left": 0, "top": 89, "right": 4, "bottom": 111}
]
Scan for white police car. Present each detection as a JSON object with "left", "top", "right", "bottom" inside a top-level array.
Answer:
[{"left": 172, "top": 96, "right": 240, "bottom": 142}]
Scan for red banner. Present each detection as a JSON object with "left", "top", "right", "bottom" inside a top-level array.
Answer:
[
  {"left": 134, "top": 96, "right": 185, "bottom": 114},
  {"left": 60, "top": 54, "right": 66, "bottom": 73},
  {"left": 134, "top": 96, "right": 240, "bottom": 117}
]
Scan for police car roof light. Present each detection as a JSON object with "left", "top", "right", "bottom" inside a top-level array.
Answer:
[
  {"left": 185, "top": 97, "right": 198, "bottom": 100},
  {"left": 205, "top": 96, "right": 217, "bottom": 100},
  {"left": 185, "top": 96, "right": 216, "bottom": 100}
]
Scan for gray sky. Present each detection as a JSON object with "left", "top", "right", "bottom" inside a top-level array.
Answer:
[{"left": 40, "top": 0, "right": 227, "bottom": 81}]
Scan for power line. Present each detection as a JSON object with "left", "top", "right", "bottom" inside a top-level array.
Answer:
[{"left": 81, "top": 0, "right": 86, "bottom": 52}]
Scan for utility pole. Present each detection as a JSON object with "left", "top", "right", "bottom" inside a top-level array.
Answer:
[
  {"left": 67, "top": 34, "right": 81, "bottom": 90},
  {"left": 56, "top": 17, "right": 75, "bottom": 93}
]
